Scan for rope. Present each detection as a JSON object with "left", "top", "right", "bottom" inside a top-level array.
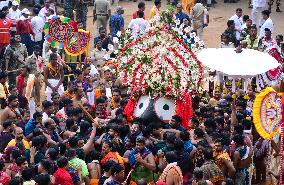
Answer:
[{"left": 279, "top": 125, "right": 283, "bottom": 184}]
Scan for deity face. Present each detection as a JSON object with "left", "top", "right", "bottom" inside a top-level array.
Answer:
[{"left": 133, "top": 95, "right": 175, "bottom": 124}]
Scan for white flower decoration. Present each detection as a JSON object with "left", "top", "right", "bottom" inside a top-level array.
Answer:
[
  {"left": 108, "top": 44, "right": 114, "bottom": 51},
  {"left": 116, "top": 31, "right": 121, "bottom": 37},
  {"left": 113, "top": 37, "right": 119, "bottom": 44}
]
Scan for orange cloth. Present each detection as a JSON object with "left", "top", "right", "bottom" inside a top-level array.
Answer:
[
  {"left": 130, "top": 181, "right": 154, "bottom": 185},
  {"left": 94, "top": 89, "right": 102, "bottom": 98},
  {"left": 182, "top": 0, "right": 195, "bottom": 14},
  {"left": 101, "top": 152, "right": 124, "bottom": 166},
  {"left": 90, "top": 179, "right": 99, "bottom": 185},
  {"left": 0, "top": 19, "right": 11, "bottom": 44}
]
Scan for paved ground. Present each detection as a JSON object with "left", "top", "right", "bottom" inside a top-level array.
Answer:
[{"left": 83, "top": 0, "right": 284, "bottom": 49}]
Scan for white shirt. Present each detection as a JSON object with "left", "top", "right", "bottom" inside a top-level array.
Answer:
[
  {"left": 0, "top": 0, "right": 9, "bottom": 11},
  {"left": 229, "top": 14, "right": 243, "bottom": 40},
  {"left": 260, "top": 17, "right": 273, "bottom": 37},
  {"left": 31, "top": 15, "right": 45, "bottom": 42},
  {"left": 252, "top": 0, "right": 267, "bottom": 8},
  {"left": 128, "top": 18, "right": 150, "bottom": 35},
  {"left": 7, "top": 8, "right": 21, "bottom": 20}
]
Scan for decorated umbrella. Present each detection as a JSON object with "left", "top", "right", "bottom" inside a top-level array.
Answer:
[
  {"left": 44, "top": 15, "right": 78, "bottom": 49},
  {"left": 64, "top": 29, "right": 90, "bottom": 56},
  {"left": 253, "top": 87, "right": 283, "bottom": 184},
  {"left": 197, "top": 48, "right": 280, "bottom": 76}
]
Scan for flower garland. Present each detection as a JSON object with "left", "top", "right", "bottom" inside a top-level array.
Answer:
[{"left": 113, "top": 7, "right": 204, "bottom": 99}]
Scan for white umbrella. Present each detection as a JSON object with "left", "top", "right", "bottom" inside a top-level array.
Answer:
[{"left": 197, "top": 48, "right": 280, "bottom": 76}]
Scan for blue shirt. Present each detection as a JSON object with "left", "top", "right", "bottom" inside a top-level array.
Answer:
[
  {"left": 109, "top": 12, "right": 124, "bottom": 37},
  {"left": 175, "top": 11, "right": 189, "bottom": 26},
  {"left": 24, "top": 119, "right": 37, "bottom": 136}
]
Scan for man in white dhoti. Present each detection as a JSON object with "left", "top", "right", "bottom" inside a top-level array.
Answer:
[{"left": 43, "top": 53, "right": 64, "bottom": 102}]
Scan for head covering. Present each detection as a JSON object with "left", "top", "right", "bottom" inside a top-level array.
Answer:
[
  {"left": 12, "top": 1, "right": 19, "bottom": 6},
  {"left": 21, "top": 8, "right": 31, "bottom": 15},
  {"left": 116, "top": 6, "right": 125, "bottom": 12}
]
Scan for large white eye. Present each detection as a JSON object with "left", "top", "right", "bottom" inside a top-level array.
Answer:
[
  {"left": 134, "top": 95, "right": 150, "bottom": 118},
  {"left": 154, "top": 97, "right": 175, "bottom": 122}
]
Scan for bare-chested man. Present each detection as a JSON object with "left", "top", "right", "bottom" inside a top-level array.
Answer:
[
  {"left": 17, "top": 65, "right": 40, "bottom": 118},
  {"left": 127, "top": 136, "right": 156, "bottom": 184},
  {"left": 0, "top": 95, "right": 21, "bottom": 128},
  {"left": 72, "top": 88, "right": 88, "bottom": 108},
  {"left": 44, "top": 53, "right": 64, "bottom": 102},
  {"left": 157, "top": 151, "right": 183, "bottom": 185}
]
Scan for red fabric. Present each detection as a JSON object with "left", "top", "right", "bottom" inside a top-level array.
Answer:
[
  {"left": 53, "top": 168, "right": 74, "bottom": 185},
  {"left": 0, "top": 171, "right": 11, "bottom": 185},
  {"left": 0, "top": 19, "right": 11, "bottom": 44},
  {"left": 266, "top": 48, "right": 283, "bottom": 81},
  {"left": 124, "top": 97, "right": 135, "bottom": 122},
  {"left": 16, "top": 19, "right": 33, "bottom": 35},
  {"left": 17, "top": 74, "right": 24, "bottom": 96},
  {"left": 132, "top": 10, "right": 146, "bottom": 19},
  {"left": 175, "top": 91, "right": 193, "bottom": 130},
  {"left": 155, "top": 180, "right": 166, "bottom": 185}
]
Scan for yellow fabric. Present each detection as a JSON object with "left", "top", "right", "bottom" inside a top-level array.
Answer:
[
  {"left": 182, "top": 0, "right": 195, "bottom": 14},
  {"left": 6, "top": 139, "right": 30, "bottom": 151},
  {"left": 149, "top": 6, "right": 157, "bottom": 19},
  {"left": 0, "top": 82, "right": 9, "bottom": 99}
]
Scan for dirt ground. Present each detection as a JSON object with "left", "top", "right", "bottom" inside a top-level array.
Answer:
[{"left": 83, "top": 0, "right": 284, "bottom": 49}]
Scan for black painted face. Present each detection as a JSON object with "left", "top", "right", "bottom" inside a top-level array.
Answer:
[{"left": 133, "top": 95, "right": 175, "bottom": 124}]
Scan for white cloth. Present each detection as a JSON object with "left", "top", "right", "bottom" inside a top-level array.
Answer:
[
  {"left": 45, "top": 79, "right": 64, "bottom": 101},
  {"left": 0, "top": 1, "right": 9, "bottom": 11},
  {"left": 87, "top": 89, "right": 95, "bottom": 105},
  {"left": 42, "top": 112, "right": 49, "bottom": 122},
  {"left": 251, "top": 0, "right": 266, "bottom": 26},
  {"left": 260, "top": 17, "right": 273, "bottom": 37},
  {"left": 7, "top": 8, "right": 21, "bottom": 20},
  {"left": 252, "top": 0, "right": 267, "bottom": 8},
  {"left": 128, "top": 18, "right": 150, "bottom": 35},
  {"left": 29, "top": 98, "right": 36, "bottom": 119},
  {"left": 31, "top": 16, "right": 45, "bottom": 42},
  {"left": 229, "top": 14, "right": 243, "bottom": 40},
  {"left": 90, "top": 64, "right": 99, "bottom": 77}
]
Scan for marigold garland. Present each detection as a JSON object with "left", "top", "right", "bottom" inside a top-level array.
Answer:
[{"left": 252, "top": 87, "right": 281, "bottom": 139}]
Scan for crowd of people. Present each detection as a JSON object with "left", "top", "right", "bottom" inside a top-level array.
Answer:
[{"left": 0, "top": 0, "right": 283, "bottom": 185}]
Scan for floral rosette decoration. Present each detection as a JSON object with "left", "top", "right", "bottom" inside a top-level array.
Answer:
[
  {"left": 113, "top": 7, "right": 204, "bottom": 128},
  {"left": 44, "top": 15, "right": 78, "bottom": 49},
  {"left": 64, "top": 29, "right": 90, "bottom": 56}
]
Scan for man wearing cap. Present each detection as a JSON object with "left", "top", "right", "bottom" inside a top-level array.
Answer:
[
  {"left": 175, "top": 3, "right": 190, "bottom": 27},
  {"left": 16, "top": 8, "right": 34, "bottom": 55},
  {"left": 7, "top": 1, "right": 21, "bottom": 33},
  {"left": 259, "top": 10, "right": 273, "bottom": 38},
  {"left": 109, "top": 6, "right": 125, "bottom": 37},
  {"left": 93, "top": 0, "right": 111, "bottom": 37},
  {"left": 4, "top": 35, "right": 27, "bottom": 85}
]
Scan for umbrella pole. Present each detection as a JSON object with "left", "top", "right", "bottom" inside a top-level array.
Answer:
[{"left": 73, "top": 10, "right": 82, "bottom": 69}]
